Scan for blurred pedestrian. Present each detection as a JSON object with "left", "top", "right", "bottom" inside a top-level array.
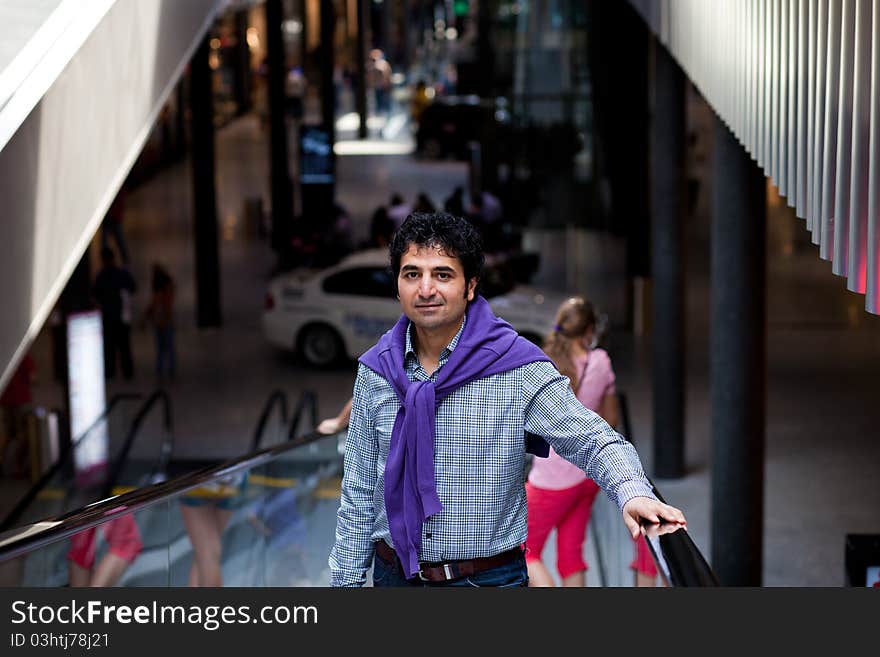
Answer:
[
  {"left": 368, "top": 49, "right": 392, "bottom": 120},
  {"left": 410, "top": 80, "right": 431, "bottom": 127},
  {"left": 369, "top": 206, "right": 394, "bottom": 247},
  {"left": 101, "top": 187, "right": 130, "bottom": 265},
  {"left": 443, "top": 186, "right": 465, "bottom": 217},
  {"left": 67, "top": 514, "right": 143, "bottom": 587},
  {"left": 92, "top": 248, "right": 136, "bottom": 381},
  {"left": 141, "top": 264, "right": 175, "bottom": 382},
  {"left": 387, "top": 193, "right": 412, "bottom": 229},
  {"left": 412, "top": 192, "right": 436, "bottom": 214},
  {"left": 0, "top": 352, "right": 36, "bottom": 478},
  {"left": 526, "top": 296, "right": 657, "bottom": 587}
]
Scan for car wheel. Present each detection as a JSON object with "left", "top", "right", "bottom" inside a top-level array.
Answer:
[{"left": 298, "top": 324, "right": 344, "bottom": 367}]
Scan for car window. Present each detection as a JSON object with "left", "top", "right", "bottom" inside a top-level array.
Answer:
[{"left": 322, "top": 267, "right": 396, "bottom": 298}]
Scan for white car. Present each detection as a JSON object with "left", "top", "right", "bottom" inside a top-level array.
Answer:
[{"left": 262, "top": 249, "right": 570, "bottom": 367}]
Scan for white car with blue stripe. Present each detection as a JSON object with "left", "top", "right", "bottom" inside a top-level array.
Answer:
[{"left": 262, "top": 249, "right": 568, "bottom": 367}]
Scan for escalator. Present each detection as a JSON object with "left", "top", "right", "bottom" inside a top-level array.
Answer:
[
  {"left": 0, "top": 387, "right": 344, "bottom": 587},
  {"left": 0, "top": 389, "right": 715, "bottom": 587}
]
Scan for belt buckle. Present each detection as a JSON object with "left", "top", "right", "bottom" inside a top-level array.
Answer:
[{"left": 418, "top": 563, "right": 455, "bottom": 581}]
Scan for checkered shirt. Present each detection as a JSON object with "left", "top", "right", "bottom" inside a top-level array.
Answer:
[{"left": 328, "top": 318, "right": 655, "bottom": 586}]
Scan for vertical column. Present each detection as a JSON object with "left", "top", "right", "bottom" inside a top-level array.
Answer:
[
  {"left": 265, "top": 0, "right": 294, "bottom": 258},
  {"left": 355, "top": 0, "right": 368, "bottom": 139},
  {"left": 477, "top": 0, "right": 496, "bottom": 97},
  {"left": 232, "top": 9, "right": 252, "bottom": 116},
  {"left": 320, "top": 0, "right": 336, "bottom": 140},
  {"left": 190, "top": 35, "right": 222, "bottom": 328},
  {"left": 651, "top": 41, "right": 686, "bottom": 479},
  {"left": 711, "top": 115, "right": 767, "bottom": 586}
]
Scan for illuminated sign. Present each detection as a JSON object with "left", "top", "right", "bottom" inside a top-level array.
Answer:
[{"left": 67, "top": 311, "right": 109, "bottom": 487}]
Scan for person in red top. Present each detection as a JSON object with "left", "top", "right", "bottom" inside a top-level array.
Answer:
[{"left": 0, "top": 353, "right": 36, "bottom": 478}]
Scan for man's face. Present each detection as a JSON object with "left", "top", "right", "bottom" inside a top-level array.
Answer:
[{"left": 397, "top": 243, "right": 477, "bottom": 334}]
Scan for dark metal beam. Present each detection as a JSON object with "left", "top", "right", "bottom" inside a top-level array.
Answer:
[
  {"left": 710, "top": 114, "right": 767, "bottom": 586},
  {"left": 651, "top": 40, "right": 687, "bottom": 479},
  {"left": 190, "top": 34, "right": 222, "bottom": 328}
]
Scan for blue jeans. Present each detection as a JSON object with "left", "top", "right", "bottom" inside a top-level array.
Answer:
[
  {"left": 371, "top": 547, "right": 528, "bottom": 588},
  {"left": 154, "top": 327, "right": 175, "bottom": 377}
]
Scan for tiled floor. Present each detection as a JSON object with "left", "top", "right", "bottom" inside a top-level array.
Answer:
[{"left": 9, "top": 109, "right": 880, "bottom": 586}]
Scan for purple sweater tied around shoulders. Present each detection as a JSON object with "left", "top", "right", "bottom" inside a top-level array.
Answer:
[{"left": 359, "top": 295, "right": 551, "bottom": 578}]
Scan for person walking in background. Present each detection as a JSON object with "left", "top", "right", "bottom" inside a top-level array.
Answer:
[
  {"left": 412, "top": 192, "right": 436, "bottom": 214},
  {"left": 387, "top": 193, "right": 412, "bottom": 230},
  {"left": 92, "top": 247, "right": 136, "bottom": 381},
  {"left": 141, "top": 264, "right": 175, "bottom": 382},
  {"left": 410, "top": 80, "right": 431, "bottom": 128},
  {"left": 368, "top": 49, "right": 392, "bottom": 121},
  {"left": 368, "top": 205, "right": 394, "bottom": 248},
  {"left": 67, "top": 514, "right": 143, "bottom": 587},
  {"left": 0, "top": 352, "right": 36, "bottom": 478},
  {"left": 101, "top": 186, "right": 130, "bottom": 265},
  {"left": 525, "top": 297, "right": 658, "bottom": 587},
  {"left": 443, "top": 186, "right": 465, "bottom": 217}
]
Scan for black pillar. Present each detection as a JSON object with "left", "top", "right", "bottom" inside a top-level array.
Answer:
[
  {"left": 190, "top": 34, "right": 222, "bottom": 328},
  {"left": 232, "top": 10, "right": 252, "bottom": 115},
  {"left": 320, "top": 0, "right": 336, "bottom": 140},
  {"left": 355, "top": 0, "right": 368, "bottom": 139},
  {"left": 651, "top": 41, "right": 686, "bottom": 479},
  {"left": 587, "top": 0, "right": 651, "bottom": 329},
  {"left": 710, "top": 115, "right": 767, "bottom": 586},
  {"left": 476, "top": 0, "right": 496, "bottom": 97},
  {"left": 265, "top": 0, "right": 294, "bottom": 256}
]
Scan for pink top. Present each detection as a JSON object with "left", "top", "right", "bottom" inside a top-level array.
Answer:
[{"left": 527, "top": 348, "right": 616, "bottom": 490}]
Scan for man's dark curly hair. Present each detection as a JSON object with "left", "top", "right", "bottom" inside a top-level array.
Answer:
[{"left": 389, "top": 212, "right": 484, "bottom": 293}]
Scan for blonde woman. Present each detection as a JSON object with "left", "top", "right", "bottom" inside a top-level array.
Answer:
[{"left": 526, "top": 297, "right": 657, "bottom": 587}]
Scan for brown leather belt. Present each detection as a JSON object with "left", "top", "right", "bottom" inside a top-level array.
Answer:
[{"left": 374, "top": 539, "right": 522, "bottom": 583}]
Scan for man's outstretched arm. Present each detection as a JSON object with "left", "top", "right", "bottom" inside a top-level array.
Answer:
[{"left": 328, "top": 365, "right": 379, "bottom": 586}]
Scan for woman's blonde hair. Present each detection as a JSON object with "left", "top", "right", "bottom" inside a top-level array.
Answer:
[{"left": 543, "top": 297, "right": 597, "bottom": 391}]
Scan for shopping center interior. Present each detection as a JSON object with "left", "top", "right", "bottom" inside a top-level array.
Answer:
[{"left": 0, "top": 0, "right": 878, "bottom": 588}]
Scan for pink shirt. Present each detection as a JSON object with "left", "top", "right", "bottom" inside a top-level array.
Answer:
[{"left": 527, "top": 348, "right": 617, "bottom": 490}]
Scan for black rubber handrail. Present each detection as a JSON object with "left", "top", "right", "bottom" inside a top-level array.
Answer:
[
  {"left": 102, "top": 389, "right": 173, "bottom": 498},
  {"left": 250, "top": 389, "right": 289, "bottom": 451},
  {"left": 287, "top": 390, "right": 318, "bottom": 441},
  {"left": 0, "top": 428, "right": 332, "bottom": 563},
  {"left": 0, "top": 393, "right": 142, "bottom": 532},
  {"left": 590, "top": 391, "right": 719, "bottom": 587}
]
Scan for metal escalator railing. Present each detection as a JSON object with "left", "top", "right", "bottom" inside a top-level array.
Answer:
[
  {"left": 642, "top": 487, "right": 719, "bottom": 587},
  {"left": 249, "top": 390, "right": 289, "bottom": 452},
  {"left": 288, "top": 390, "right": 318, "bottom": 441},
  {"left": 0, "top": 393, "right": 143, "bottom": 532},
  {"left": 0, "top": 426, "right": 340, "bottom": 580},
  {"left": 0, "top": 388, "right": 337, "bottom": 586},
  {"left": 104, "top": 389, "right": 174, "bottom": 497},
  {"left": 585, "top": 392, "right": 719, "bottom": 587}
]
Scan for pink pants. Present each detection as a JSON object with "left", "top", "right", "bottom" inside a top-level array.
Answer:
[
  {"left": 526, "top": 479, "right": 600, "bottom": 578},
  {"left": 526, "top": 480, "right": 659, "bottom": 579},
  {"left": 67, "top": 515, "right": 143, "bottom": 570}
]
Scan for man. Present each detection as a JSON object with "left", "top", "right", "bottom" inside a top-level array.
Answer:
[
  {"left": 329, "top": 212, "right": 685, "bottom": 587},
  {"left": 92, "top": 247, "right": 137, "bottom": 381}
]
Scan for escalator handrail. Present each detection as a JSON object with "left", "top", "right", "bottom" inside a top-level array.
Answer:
[
  {"left": 250, "top": 389, "right": 289, "bottom": 451},
  {"left": 287, "top": 390, "right": 318, "bottom": 441},
  {"left": 0, "top": 393, "right": 143, "bottom": 532},
  {"left": 600, "top": 391, "right": 720, "bottom": 587},
  {"left": 0, "top": 428, "right": 332, "bottom": 563},
  {"left": 102, "top": 389, "right": 173, "bottom": 498}
]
